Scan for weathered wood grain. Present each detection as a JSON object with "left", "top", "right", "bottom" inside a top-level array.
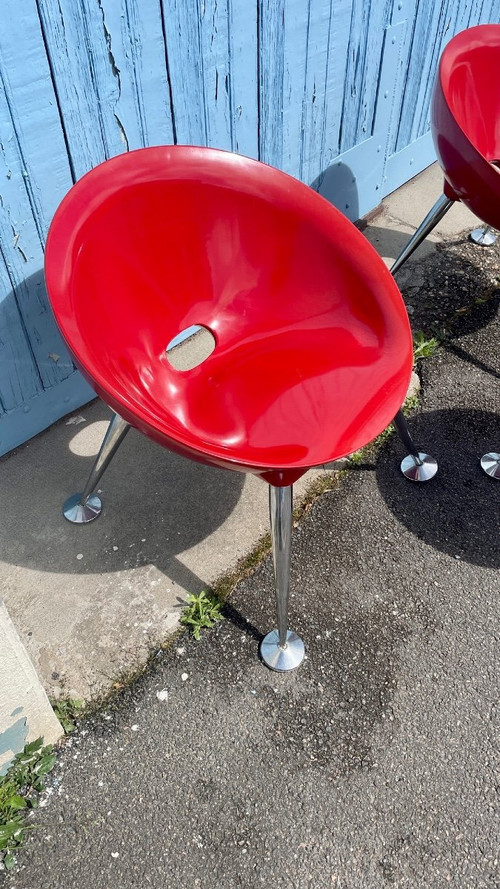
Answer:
[
  {"left": 0, "top": 0, "right": 78, "bottom": 401},
  {"left": 37, "top": 0, "right": 175, "bottom": 179}
]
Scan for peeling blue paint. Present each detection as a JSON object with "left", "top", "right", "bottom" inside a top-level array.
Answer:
[{"left": 0, "top": 716, "right": 28, "bottom": 777}]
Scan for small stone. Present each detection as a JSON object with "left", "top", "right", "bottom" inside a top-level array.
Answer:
[
  {"left": 76, "top": 553, "right": 83, "bottom": 560},
  {"left": 111, "top": 852, "right": 119, "bottom": 859},
  {"left": 156, "top": 689, "right": 169, "bottom": 702},
  {"left": 181, "top": 673, "right": 188, "bottom": 682},
  {"left": 112, "top": 546, "right": 118, "bottom": 552},
  {"left": 131, "top": 724, "right": 139, "bottom": 731}
]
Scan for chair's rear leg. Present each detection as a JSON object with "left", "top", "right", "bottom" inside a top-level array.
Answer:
[
  {"left": 63, "top": 412, "right": 131, "bottom": 523},
  {"left": 392, "top": 410, "right": 438, "bottom": 483},
  {"left": 390, "top": 194, "right": 454, "bottom": 274},
  {"left": 480, "top": 452, "right": 500, "bottom": 479},
  {"left": 389, "top": 194, "right": 453, "bottom": 480}
]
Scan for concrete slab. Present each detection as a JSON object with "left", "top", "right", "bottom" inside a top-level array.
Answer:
[
  {"left": 0, "top": 600, "right": 62, "bottom": 775},
  {"left": 382, "top": 163, "right": 481, "bottom": 236},
  {"left": 0, "top": 399, "right": 328, "bottom": 701}
]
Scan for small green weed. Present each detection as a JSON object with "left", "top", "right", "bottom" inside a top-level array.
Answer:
[
  {"left": 180, "top": 590, "right": 223, "bottom": 640},
  {"left": 51, "top": 698, "right": 85, "bottom": 734},
  {"left": 401, "top": 393, "right": 420, "bottom": 415},
  {"left": 0, "top": 738, "right": 56, "bottom": 870},
  {"left": 413, "top": 330, "right": 440, "bottom": 362}
]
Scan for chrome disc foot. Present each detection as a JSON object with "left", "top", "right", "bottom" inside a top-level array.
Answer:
[
  {"left": 480, "top": 453, "right": 500, "bottom": 479},
  {"left": 63, "top": 492, "right": 102, "bottom": 523},
  {"left": 260, "top": 630, "right": 305, "bottom": 672},
  {"left": 400, "top": 452, "right": 438, "bottom": 482},
  {"left": 470, "top": 227, "right": 496, "bottom": 246}
]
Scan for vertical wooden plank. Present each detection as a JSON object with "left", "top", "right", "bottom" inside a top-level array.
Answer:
[
  {"left": 281, "top": 0, "right": 310, "bottom": 176},
  {"left": 0, "top": 257, "right": 41, "bottom": 413},
  {"left": 38, "top": 0, "right": 175, "bottom": 181},
  {"left": 160, "top": 0, "right": 207, "bottom": 145},
  {"left": 227, "top": 0, "right": 258, "bottom": 157},
  {"left": 295, "top": 0, "right": 332, "bottom": 183},
  {"left": 198, "top": 0, "right": 233, "bottom": 150},
  {"left": 258, "top": 0, "right": 285, "bottom": 167},
  {"left": 0, "top": 5, "right": 73, "bottom": 234},
  {"left": 477, "top": 0, "right": 500, "bottom": 24},
  {"left": 412, "top": 0, "right": 458, "bottom": 141},
  {"left": 0, "top": 0, "right": 80, "bottom": 389},
  {"left": 104, "top": 0, "right": 175, "bottom": 148},
  {"left": 392, "top": 0, "right": 441, "bottom": 151},
  {"left": 339, "top": 0, "right": 392, "bottom": 153},
  {"left": 36, "top": 0, "right": 107, "bottom": 178},
  {"left": 160, "top": 0, "right": 258, "bottom": 156},
  {"left": 317, "top": 0, "right": 352, "bottom": 171},
  {"left": 260, "top": 0, "right": 326, "bottom": 178}
]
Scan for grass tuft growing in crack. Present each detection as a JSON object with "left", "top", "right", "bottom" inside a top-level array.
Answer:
[
  {"left": 180, "top": 590, "right": 223, "bottom": 640},
  {"left": 0, "top": 738, "right": 56, "bottom": 871},
  {"left": 413, "top": 330, "right": 441, "bottom": 362},
  {"left": 50, "top": 698, "right": 85, "bottom": 734}
]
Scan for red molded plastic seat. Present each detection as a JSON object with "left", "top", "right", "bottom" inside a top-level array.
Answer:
[
  {"left": 46, "top": 146, "right": 411, "bottom": 484},
  {"left": 390, "top": 25, "right": 500, "bottom": 482},
  {"left": 433, "top": 23, "right": 500, "bottom": 227},
  {"left": 45, "top": 146, "right": 413, "bottom": 669}
]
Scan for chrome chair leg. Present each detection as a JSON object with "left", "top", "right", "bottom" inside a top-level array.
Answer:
[
  {"left": 390, "top": 194, "right": 454, "bottom": 275},
  {"left": 389, "top": 196, "right": 451, "bottom": 479},
  {"left": 260, "top": 484, "right": 305, "bottom": 671},
  {"left": 393, "top": 410, "right": 438, "bottom": 482},
  {"left": 480, "top": 452, "right": 500, "bottom": 479},
  {"left": 63, "top": 413, "right": 131, "bottom": 523},
  {"left": 470, "top": 225, "right": 497, "bottom": 246}
]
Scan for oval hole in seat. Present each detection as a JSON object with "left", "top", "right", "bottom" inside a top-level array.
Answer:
[{"left": 165, "top": 325, "right": 216, "bottom": 371}]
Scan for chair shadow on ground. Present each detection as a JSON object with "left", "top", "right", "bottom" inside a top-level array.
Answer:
[
  {"left": 376, "top": 408, "right": 500, "bottom": 570},
  {"left": 395, "top": 238, "right": 500, "bottom": 339},
  {"left": 0, "top": 397, "right": 249, "bottom": 595},
  {"left": 437, "top": 286, "right": 500, "bottom": 381}
]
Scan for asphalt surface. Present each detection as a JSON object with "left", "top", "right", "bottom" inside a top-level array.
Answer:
[{"left": 4, "top": 247, "right": 500, "bottom": 889}]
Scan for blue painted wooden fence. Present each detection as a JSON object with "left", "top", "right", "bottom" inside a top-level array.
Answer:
[{"left": 0, "top": 0, "right": 499, "bottom": 455}]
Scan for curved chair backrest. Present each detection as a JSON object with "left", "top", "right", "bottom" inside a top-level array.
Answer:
[
  {"left": 45, "top": 146, "right": 412, "bottom": 486},
  {"left": 432, "top": 23, "right": 500, "bottom": 227}
]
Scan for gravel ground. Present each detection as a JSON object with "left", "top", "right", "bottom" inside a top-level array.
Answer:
[{"left": 3, "top": 239, "right": 499, "bottom": 889}]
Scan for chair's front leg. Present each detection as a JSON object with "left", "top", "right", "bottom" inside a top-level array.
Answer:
[
  {"left": 260, "top": 484, "right": 305, "bottom": 671},
  {"left": 393, "top": 410, "right": 438, "bottom": 482},
  {"left": 63, "top": 412, "right": 130, "bottom": 523},
  {"left": 470, "top": 224, "right": 496, "bottom": 246},
  {"left": 480, "top": 452, "right": 500, "bottom": 479}
]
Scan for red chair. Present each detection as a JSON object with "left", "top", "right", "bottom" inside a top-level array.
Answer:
[
  {"left": 45, "top": 146, "right": 413, "bottom": 671},
  {"left": 390, "top": 24, "right": 500, "bottom": 479}
]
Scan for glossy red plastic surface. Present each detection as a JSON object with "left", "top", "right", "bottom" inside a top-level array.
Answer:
[
  {"left": 432, "top": 24, "right": 500, "bottom": 227},
  {"left": 45, "top": 147, "right": 412, "bottom": 486}
]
